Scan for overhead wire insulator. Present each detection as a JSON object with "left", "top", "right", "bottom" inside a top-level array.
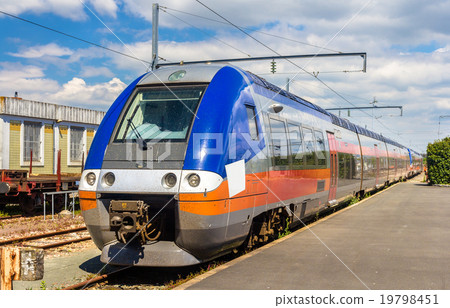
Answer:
[{"left": 270, "top": 59, "right": 276, "bottom": 74}]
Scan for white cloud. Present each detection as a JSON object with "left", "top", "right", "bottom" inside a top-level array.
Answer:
[
  {"left": 0, "top": 0, "right": 119, "bottom": 21},
  {"left": 0, "top": 0, "right": 87, "bottom": 21},
  {"left": 47, "top": 77, "right": 126, "bottom": 108},
  {"left": 86, "top": 0, "right": 119, "bottom": 18},
  {"left": 8, "top": 43, "right": 73, "bottom": 58},
  {"left": 0, "top": 63, "right": 60, "bottom": 96},
  {"left": 80, "top": 66, "right": 115, "bottom": 78},
  {"left": 0, "top": 63, "right": 125, "bottom": 108}
]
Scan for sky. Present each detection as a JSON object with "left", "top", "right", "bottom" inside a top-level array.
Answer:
[{"left": 1, "top": 0, "right": 450, "bottom": 153}]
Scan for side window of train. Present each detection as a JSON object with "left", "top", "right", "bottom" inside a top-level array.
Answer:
[
  {"left": 245, "top": 105, "right": 259, "bottom": 140},
  {"left": 269, "top": 118, "right": 289, "bottom": 167},
  {"left": 302, "top": 127, "right": 316, "bottom": 166},
  {"left": 287, "top": 123, "right": 304, "bottom": 167},
  {"left": 314, "top": 130, "right": 327, "bottom": 167}
]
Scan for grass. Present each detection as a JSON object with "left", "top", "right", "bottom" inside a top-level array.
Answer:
[
  {"left": 164, "top": 260, "right": 226, "bottom": 290},
  {"left": 0, "top": 204, "right": 22, "bottom": 217},
  {"left": 278, "top": 218, "right": 291, "bottom": 238}
]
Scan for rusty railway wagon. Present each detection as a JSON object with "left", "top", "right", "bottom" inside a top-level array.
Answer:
[
  {"left": 79, "top": 64, "right": 422, "bottom": 267},
  {"left": 0, "top": 169, "right": 80, "bottom": 214}
]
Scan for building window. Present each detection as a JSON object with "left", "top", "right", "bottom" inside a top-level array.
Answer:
[
  {"left": 70, "top": 127, "right": 84, "bottom": 162},
  {"left": 23, "top": 122, "right": 41, "bottom": 161}
]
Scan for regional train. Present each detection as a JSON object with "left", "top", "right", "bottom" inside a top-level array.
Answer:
[{"left": 79, "top": 64, "right": 422, "bottom": 267}]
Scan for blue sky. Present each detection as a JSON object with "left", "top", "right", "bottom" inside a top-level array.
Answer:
[{"left": 1, "top": 0, "right": 450, "bottom": 153}]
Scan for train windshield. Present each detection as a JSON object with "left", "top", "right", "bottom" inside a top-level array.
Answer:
[{"left": 115, "top": 85, "right": 206, "bottom": 142}]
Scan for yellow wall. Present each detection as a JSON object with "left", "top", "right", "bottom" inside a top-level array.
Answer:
[
  {"left": 86, "top": 129, "right": 94, "bottom": 156},
  {"left": 9, "top": 121, "right": 21, "bottom": 170},
  {"left": 42, "top": 124, "right": 54, "bottom": 174},
  {"left": 7, "top": 121, "right": 95, "bottom": 175}
]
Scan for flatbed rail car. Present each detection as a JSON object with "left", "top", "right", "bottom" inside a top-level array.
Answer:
[{"left": 0, "top": 169, "right": 80, "bottom": 214}]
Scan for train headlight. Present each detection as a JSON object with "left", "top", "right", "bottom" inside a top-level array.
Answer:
[
  {"left": 104, "top": 172, "right": 115, "bottom": 186},
  {"left": 86, "top": 172, "right": 96, "bottom": 186},
  {"left": 187, "top": 173, "right": 201, "bottom": 187},
  {"left": 163, "top": 173, "right": 177, "bottom": 188}
]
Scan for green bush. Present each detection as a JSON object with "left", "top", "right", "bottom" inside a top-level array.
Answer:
[{"left": 427, "top": 137, "right": 450, "bottom": 184}]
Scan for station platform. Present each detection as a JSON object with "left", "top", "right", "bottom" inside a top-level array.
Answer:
[{"left": 178, "top": 177, "right": 450, "bottom": 290}]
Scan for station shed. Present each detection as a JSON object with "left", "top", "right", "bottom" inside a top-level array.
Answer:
[
  {"left": 0, "top": 96, "right": 105, "bottom": 174},
  {"left": 0, "top": 96, "right": 105, "bottom": 212}
]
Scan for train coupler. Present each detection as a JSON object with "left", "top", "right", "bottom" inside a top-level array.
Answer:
[{"left": 109, "top": 200, "right": 162, "bottom": 244}]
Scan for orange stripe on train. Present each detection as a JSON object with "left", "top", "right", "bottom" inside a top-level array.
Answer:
[
  {"left": 79, "top": 190, "right": 97, "bottom": 211},
  {"left": 179, "top": 168, "right": 330, "bottom": 216}
]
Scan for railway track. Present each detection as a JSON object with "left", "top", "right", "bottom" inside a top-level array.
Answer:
[
  {"left": 0, "top": 226, "right": 90, "bottom": 249},
  {"left": 0, "top": 215, "right": 22, "bottom": 221}
]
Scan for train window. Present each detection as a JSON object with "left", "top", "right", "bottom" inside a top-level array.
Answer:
[
  {"left": 23, "top": 121, "right": 42, "bottom": 162},
  {"left": 245, "top": 105, "right": 259, "bottom": 140},
  {"left": 269, "top": 118, "right": 289, "bottom": 166},
  {"left": 302, "top": 127, "right": 316, "bottom": 166},
  {"left": 115, "top": 85, "right": 206, "bottom": 142},
  {"left": 287, "top": 123, "right": 304, "bottom": 166},
  {"left": 314, "top": 130, "right": 327, "bottom": 166}
]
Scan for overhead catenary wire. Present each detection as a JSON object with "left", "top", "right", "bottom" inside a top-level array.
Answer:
[
  {"left": 160, "top": 6, "right": 342, "bottom": 54},
  {"left": 0, "top": 9, "right": 169, "bottom": 65},
  {"left": 192, "top": 1, "right": 412, "bottom": 147},
  {"left": 160, "top": 7, "right": 251, "bottom": 57},
  {"left": 194, "top": 0, "right": 370, "bottom": 113}
]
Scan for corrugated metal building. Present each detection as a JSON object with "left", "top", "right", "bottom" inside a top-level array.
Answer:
[{"left": 0, "top": 96, "right": 105, "bottom": 175}]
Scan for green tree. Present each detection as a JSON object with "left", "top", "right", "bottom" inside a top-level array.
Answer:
[{"left": 426, "top": 137, "right": 450, "bottom": 184}]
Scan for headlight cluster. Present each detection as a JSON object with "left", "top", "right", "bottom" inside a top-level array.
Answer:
[
  {"left": 162, "top": 172, "right": 201, "bottom": 189},
  {"left": 85, "top": 172, "right": 116, "bottom": 187}
]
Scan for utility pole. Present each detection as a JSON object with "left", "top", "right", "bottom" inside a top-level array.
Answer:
[
  {"left": 438, "top": 115, "right": 450, "bottom": 139},
  {"left": 151, "top": 3, "right": 159, "bottom": 71},
  {"left": 370, "top": 97, "right": 377, "bottom": 129}
]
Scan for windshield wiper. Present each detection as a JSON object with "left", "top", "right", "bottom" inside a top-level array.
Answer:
[{"left": 127, "top": 119, "right": 148, "bottom": 150}]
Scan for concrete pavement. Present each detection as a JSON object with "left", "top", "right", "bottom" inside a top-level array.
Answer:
[{"left": 180, "top": 179, "right": 450, "bottom": 290}]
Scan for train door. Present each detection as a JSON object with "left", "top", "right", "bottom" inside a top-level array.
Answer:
[{"left": 327, "top": 132, "right": 338, "bottom": 203}]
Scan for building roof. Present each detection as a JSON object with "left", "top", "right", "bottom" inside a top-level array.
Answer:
[{"left": 0, "top": 96, "right": 105, "bottom": 125}]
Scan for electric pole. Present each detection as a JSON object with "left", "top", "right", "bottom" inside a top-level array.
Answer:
[{"left": 151, "top": 3, "right": 159, "bottom": 71}]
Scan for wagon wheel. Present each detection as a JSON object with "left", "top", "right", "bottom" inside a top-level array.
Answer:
[
  {"left": 53, "top": 194, "right": 65, "bottom": 213},
  {"left": 19, "top": 193, "right": 35, "bottom": 216}
]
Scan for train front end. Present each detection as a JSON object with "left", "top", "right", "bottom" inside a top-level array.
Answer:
[{"left": 79, "top": 64, "right": 259, "bottom": 266}]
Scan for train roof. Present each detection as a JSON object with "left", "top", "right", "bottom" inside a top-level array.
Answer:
[
  {"left": 138, "top": 64, "right": 226, "bottom": 85},
  {"left": 245, "top": 71, "right": 406, "bottom": 149},
  {"left": 146, "top": 64, "right": 407, "bottom": 150}
]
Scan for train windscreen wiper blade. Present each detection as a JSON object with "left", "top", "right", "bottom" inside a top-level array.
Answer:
[{"left": 127, "top": 119, "right": 148, "bottom": 150}]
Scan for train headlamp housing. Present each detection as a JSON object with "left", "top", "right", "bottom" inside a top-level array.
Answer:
[
  {"left": 86, "top": 172, "right": 96, "bottom": 186},
  {"left": 168, "top": 70, "right": 186, "bottom": 81},
  {"left": 163, "top": 173, "right": 177, "bottom": 188},
  {"left": 187, "top": 173, "right": 201, "bottom": 187},
  {"left": 103, "top": 172, "right": 115, "bottom": 186}
]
